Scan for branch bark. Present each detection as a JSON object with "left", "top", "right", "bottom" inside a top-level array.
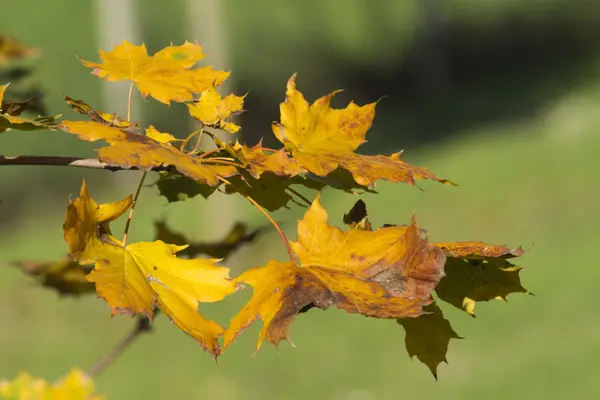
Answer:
[{"left": 0, "top": 155, "right": 167, "bottom": 172}]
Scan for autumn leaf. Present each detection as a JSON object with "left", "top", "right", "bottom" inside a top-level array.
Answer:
[
  {"left": 0, "top": 35, "right": 39, "bottom": 64},
  {"left": 10, "top": 257, "right": 95, "bottom": 296},
  {"left": 231, "top": 141, "right": 306, "bottom": 179},
  {"left": 154, "top": 220, "right": 266, "bottom": 260},
  {"left": 63, "top": 95, "right": 137, "bottom": 129},
  {"left": 187, "top": 86, "right": 245, "bottom": 133},
  {"left": 434, "top": 242, "right": 529, "bottom": 316},
  {"left": 0, "top": 368, "right": 102, "bottom": 400},
  {"left": 271, "top": 74, "right": 452, "bottom": 187},
  {"left": 0, "top": 83, "right": 60, "bottom": 133},
  {"left": 398, "top": 303, "right": 461, "bottom": 379},
  {"left": 64, "top": 181, "right": 237, "bottom": 356},
  {"left": 223, "top": 194, "right": 446, "bottom": 352},
  {"left": 60, "top": 120, "right": 238, "bottom": 186},
  {"left": 79, "top": 40, "right": 229, "bottom": 104}
]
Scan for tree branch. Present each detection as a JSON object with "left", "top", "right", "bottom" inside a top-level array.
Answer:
[
  {"left": 88, "top": 315, "right": 153, "bottom": 378},
  {"left": 0, "top": 155, "right": 168, "bottom": 172}
]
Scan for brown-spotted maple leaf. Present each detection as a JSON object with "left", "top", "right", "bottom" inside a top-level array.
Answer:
[
  {"left": 434, "top": 242, "right": 529, "bottom": 316},
  {"left": 187, "top": 86, "right": 245, "bottom": 133},
  {"left": 79, "top": 40, "right": 229, "bottom": 105},
  {"left": 10, "top": 257, "right": 95, "bottom": 296},
  {"left": 0, "top": 368, "right": 102, "bottom": 400},
  {"left": 222, "top": 194, "right": 446, "bottom": 353},
  {"left": 0, "top": 83, "right": 60, "bottom": 133},
  {"left": 59, "top": 121, "right": 237, "bottom": 186},
  {"left": 271, "top": 74, "right": 453, "bottom": 187},
  {"left": 64, "top": 181, "right": 237, "bottom": 357},
  {"left": 63, "top": 95, "right": 137, "bottom": 129}
]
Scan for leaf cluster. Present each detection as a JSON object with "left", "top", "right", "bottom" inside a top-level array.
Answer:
[{"left": 1, "top": 40, "right": 531, "bottom": 384}]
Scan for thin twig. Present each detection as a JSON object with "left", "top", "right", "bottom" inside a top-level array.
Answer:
[
  {"left": 180, "top": 129, "right": 203, "bottom": 153},
  {"left": 189, "top": 128, "right": 204, "bottom": 154},
  {"left": 88, "top": 316, "right": 152, "bottom": 378},
  {"left": 122, "top": 172, "right": 147, "bottom": 246},
  {"left": 197, "top": 148, "right": 221, "bottom": 159},
  {"left": 217, "top": 176, "right": 296, "bottom": 264},
  {"left": 285, "top": 186, "right": 312, "bottom": 206},
  {"left": 0, "top": 155, "right": 135, "bottom": 170}
]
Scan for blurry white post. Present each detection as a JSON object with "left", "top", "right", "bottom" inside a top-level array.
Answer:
[
  {"left": 186, "top": 0, "right": 237, "bottom": 237},
  {"left": 94, "top": 0, "right": 141, "bottom": 188}
]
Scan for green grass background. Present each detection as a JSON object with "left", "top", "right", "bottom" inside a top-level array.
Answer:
[{"left": 2, "top": 1, "right": 600, "bottom": 399}]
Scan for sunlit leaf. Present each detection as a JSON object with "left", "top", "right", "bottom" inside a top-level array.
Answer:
[
  {"left": 223, "top": 194, "right": 446, "bottom": 352},
  {"left": 60, "top": 121, "right": 238, "bottom": 186},
  {"left": 272, "top": 74, "right": 453, "bottom": 187},
  {"left": 79, "top": 40, "right": 229, "bottom": 105},
  {"left": 63, "top": 181, "right": 238, "bottom": 357},
  {"left": 187, "top": 86, "right": 245, "bottom": 133}
]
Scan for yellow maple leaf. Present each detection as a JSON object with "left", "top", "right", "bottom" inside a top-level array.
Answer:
[
  {"left": 0, "top": 83, "right": 7, "bottom": 105},
  {"left": 64, "top": 182, "right": 237, "bottom": 356},
  {"left": 0, "top": 368, "right": 102, "bottom": 400},
  {"left": 187, "top": 87, "right": 245, "bottom": 133},
  {"left": 79, "top": 41, "right": 229, "bottom": 105},
  {"left": 271, "top": 74, "right": 452, "bottom": 186},
  {"left": 60, "top": 121, "right": 237, "bottom": 186},
  {"left": 222, "top": 194, "right": 446, "bottom": 353}
]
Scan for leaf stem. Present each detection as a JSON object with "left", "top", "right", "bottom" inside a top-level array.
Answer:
[
  {"left": 122, "top": 172, "right": 147, "bottom": 246},
  {"left": 126, "top": 82, "right": 134, "bottom": 121},
  {"left": 217, "top": 176, "right": 296, "bottom": 264},
  {"left": 198, "top": 148, "right": 223, "bottom": 159},
  {"left": 180, "top": 129, "right": 203, "bottom": 153},
  {"left": 88, "top": 316, "right": 152, "bottom": 378},
  {"left": 285, "top": 187, "right": 312, "bottom": 206}
]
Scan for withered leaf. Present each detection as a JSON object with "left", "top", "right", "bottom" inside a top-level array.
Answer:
[
  {"left": 63, "top": 95, "right": 137, "bottom": 129},
  {"left": 223, "top": 195, "right": 446, "bottom": 353},
  {"left": 0, "top": 83, "right": 60, "bottom": 133}
]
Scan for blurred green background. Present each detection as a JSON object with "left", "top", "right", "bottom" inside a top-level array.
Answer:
[{"left": 2, "top": 0, "right": 600, "bottom": 398}]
